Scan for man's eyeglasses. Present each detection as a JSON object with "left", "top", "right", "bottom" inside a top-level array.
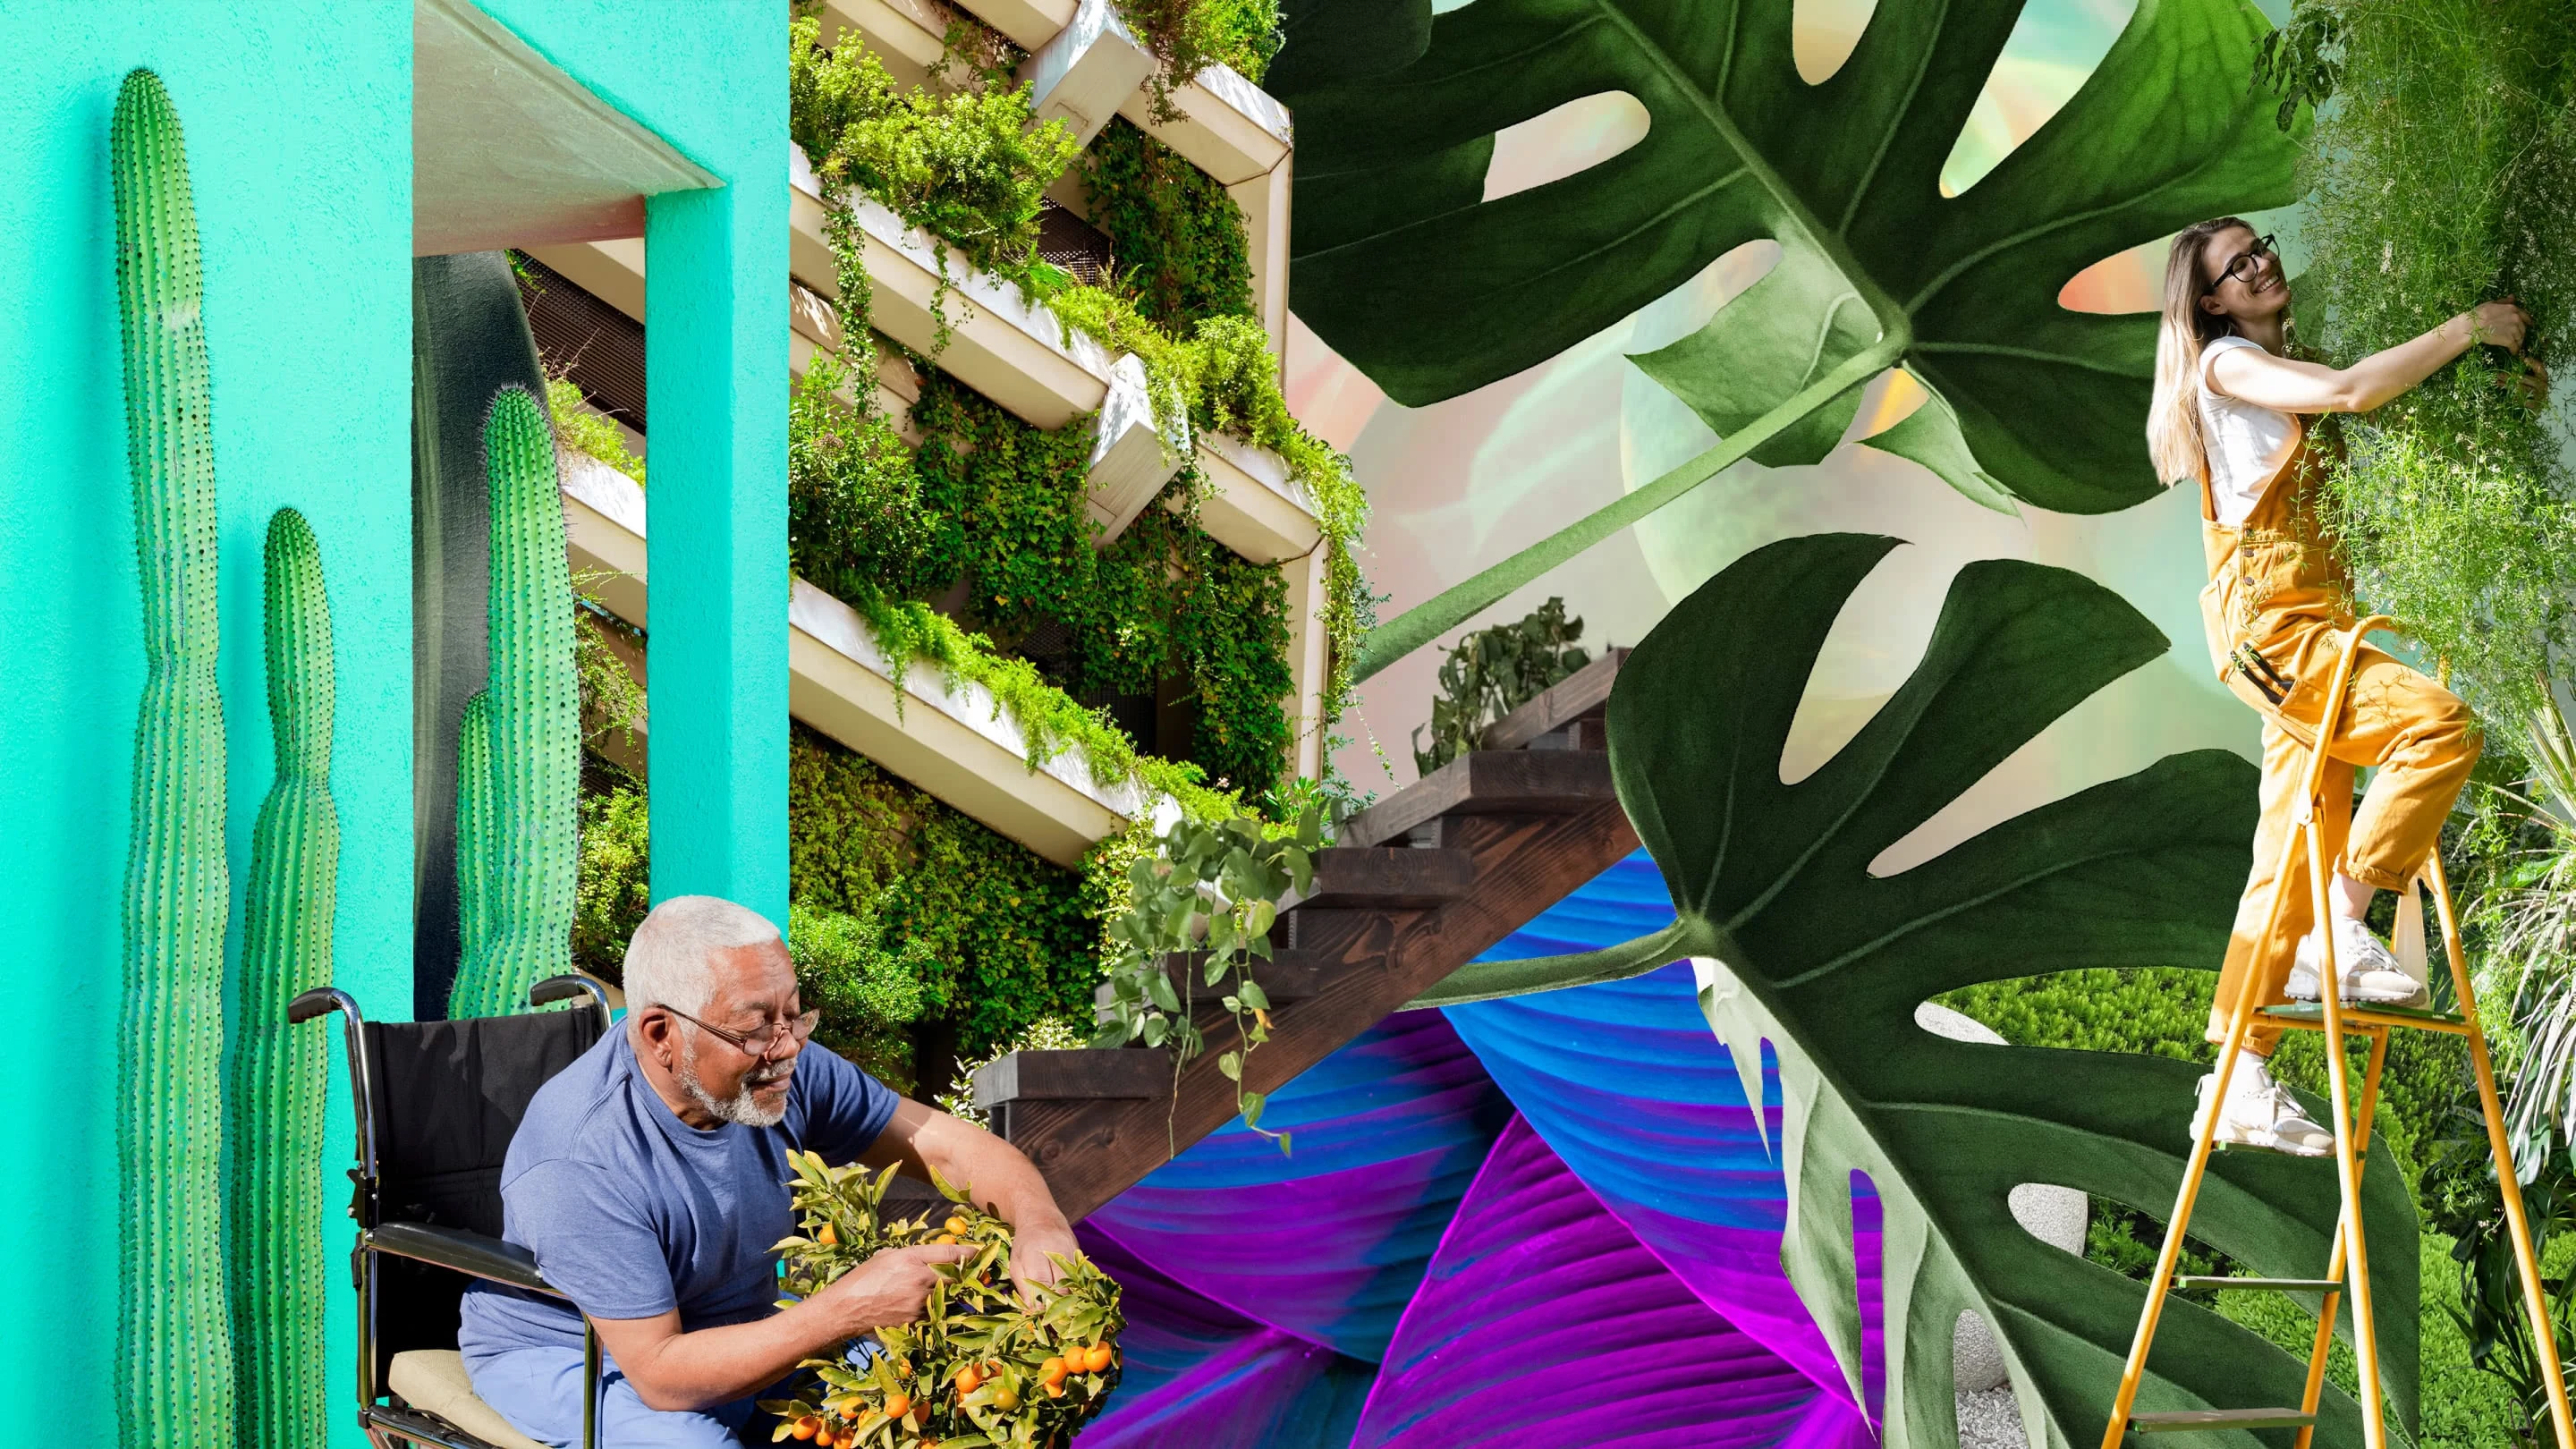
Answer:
[
  {"left": 661, "top": 1003, "right": 821, "bottom": 1063},
  {"left": 2211, "top": 233, "right": 2276, "bottom": 292}
]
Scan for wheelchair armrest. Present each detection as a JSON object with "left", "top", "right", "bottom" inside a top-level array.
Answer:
[{"left": 366, "top": 1220, "right": 565, "bottom": 1299}]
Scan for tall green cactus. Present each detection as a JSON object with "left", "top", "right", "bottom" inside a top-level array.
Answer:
[
  {"left": 226, "top": 508, "right": 336, "bottom": 1449},
  {"left": 446, "top": 387, "right": 578, "bottom": 1018},
  {"left": 111, "top": 68, "right": 237, "bottom": 1445},
  {"left": 453, "top": 689, "right": 499, "bottom": 1016}
]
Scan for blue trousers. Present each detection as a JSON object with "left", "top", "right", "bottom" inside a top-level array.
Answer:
[{"left": 463, "top": 1345, "right": 767, "bottom": 1448}]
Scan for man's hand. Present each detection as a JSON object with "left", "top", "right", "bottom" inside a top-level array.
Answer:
[
  {"left": 810, "top": 1243, "right": 975, "bottom": 1336},
  {"left": 1009, "top": 1215, "right": 1080, "bottom": 1304}
]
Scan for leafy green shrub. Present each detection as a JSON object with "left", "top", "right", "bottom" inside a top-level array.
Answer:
[
  {"left": 545, "top": 376, "right": 643, "bottom": 485},
  {"left": 571, "top": 783, "right": 649, "bottom": 982},
  {"left": 1410, "top": 597, "right": 1589, "bottom": 775},
  {"left": 1076, "top": 119, "right": 1254, "bottom": 331},
  {"left": 788, "top": 725, "right": 1101, "bottom": 1063},
  {"left": 2274, "top": 0, "right": 2576, "bottom": 733},
  {"left": 1121, "top": 0, "right": 1284, "bottom": 116},
  {"left": 789, "top": 13, "right": 1079, "bottom": 286},
  {"left": 788, "top": 901, "right": 928, "bottom": 1088}
]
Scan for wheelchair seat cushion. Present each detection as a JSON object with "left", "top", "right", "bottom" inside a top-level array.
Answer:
[{"left": 388, "top": 1350, "right": 547, "bottom": 1449}]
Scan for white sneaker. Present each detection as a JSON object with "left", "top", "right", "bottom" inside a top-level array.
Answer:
[
  {"left": 2193, "top": 1061, "right": 2334, "bottom": 1157},
  {"left": 2284, "top": 918, "right": 2430, "bottom": 1008}
]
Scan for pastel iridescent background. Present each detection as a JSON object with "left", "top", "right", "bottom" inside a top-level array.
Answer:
[{"left": 1290, "top": 0, "right": 2296, "bottom": 870}]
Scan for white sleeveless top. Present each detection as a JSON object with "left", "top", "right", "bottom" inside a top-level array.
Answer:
[{"left": 2197, "top": 335, "right": 2298, "bottom": 527}]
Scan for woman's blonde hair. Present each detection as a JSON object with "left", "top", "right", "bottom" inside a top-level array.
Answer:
[{"left": 2146, "top": 216, "right": 2256, "bottom": 485}]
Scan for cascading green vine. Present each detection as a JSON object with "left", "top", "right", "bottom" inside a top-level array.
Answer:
[
  {"left": 448, "top": 388, "right": 580, "bottom": 1019},
  {"left": 226, "top": 508, "right": 337, "bottom": 1449},
  {"left": 109, "top": 66, "right": 238, "bottom": 1446}
]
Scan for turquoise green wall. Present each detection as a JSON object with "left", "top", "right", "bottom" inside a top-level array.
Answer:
[
  {"left": 479, "top": 0, "right": 793, "bottom": 928},
  {"left": 0, "top": 5, "right": 412, "bottom": 1445},
  {"left": 0, "top": 4, "right": 784, "bottom": 1441}
]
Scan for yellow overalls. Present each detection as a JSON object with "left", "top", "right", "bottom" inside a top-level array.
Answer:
[{"left": 2196, "top": 411, "right": 2480, "bottom": 1055}]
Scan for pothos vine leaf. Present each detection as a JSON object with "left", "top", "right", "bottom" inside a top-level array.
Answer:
[
  {"left": 1275, "top": 0, "right": 2303, "bottom": 674},
  {"left": 1432, "top": 535, "right": 2419, "bottom": 1446}
]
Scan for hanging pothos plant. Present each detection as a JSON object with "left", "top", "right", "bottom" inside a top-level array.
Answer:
[{"left": 1093, "top": 805, "right": 1323, "bottom": 1152}]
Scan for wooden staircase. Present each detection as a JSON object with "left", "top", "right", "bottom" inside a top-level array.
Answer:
[{"left": 973, "top": 650, "right": 1640, "bottom": 1222}]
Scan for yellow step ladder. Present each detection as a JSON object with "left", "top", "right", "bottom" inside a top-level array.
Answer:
[{"left": 2101, "top": 617, "right": 2574, "bottom": 1449}]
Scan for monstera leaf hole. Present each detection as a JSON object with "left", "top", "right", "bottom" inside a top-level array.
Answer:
[
  {"left": 1791, "top": 0, "right": 1875, "bottom": 84},
  {"left": 1935, "top": 0, "right": 2139, "bottom": 197},
  {"left": 1482, "top": 91, "right": 1649, "bottom": 203}
]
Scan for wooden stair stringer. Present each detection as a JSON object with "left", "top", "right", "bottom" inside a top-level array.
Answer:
[{"left": 1001, "top": 798, "right": 1640, "bottom": 1222}]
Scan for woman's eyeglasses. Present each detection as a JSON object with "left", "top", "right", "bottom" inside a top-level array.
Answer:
[
  {"left": 661, "top": 1003, "right": 822, "bottom": 1063},
  {"left": 2212, "top": 234, "right": 2276, "bottom": 292}
]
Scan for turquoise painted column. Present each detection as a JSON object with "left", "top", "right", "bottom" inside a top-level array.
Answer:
[{"left": 644, "top": 172, "right": 789, "bottom": 927}]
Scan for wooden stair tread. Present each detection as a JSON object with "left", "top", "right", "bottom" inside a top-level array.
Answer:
[
  {"left": 988, "top": 801, "right": 1641, "bottom": 1220},
  {"left": 1479, "top": 648, "right": 1629, "bottom": 752},
  {"left": 2172, "top": 1275, "right": 2340, "bottom": 1292},
  {"left": 1275, "top": 845, "right": 1475, "bottom": 911},
  {"left": 1340, "top": 750, "right": 1616, "bottom": 850},
  {"left": 2129, "top": 1408, "right": 2314, "bottom": 1431},
  {"left": 969, "top": 1048, "right": 1169, "bottom": 1108}
]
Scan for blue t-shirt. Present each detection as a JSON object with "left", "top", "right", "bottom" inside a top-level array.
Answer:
[{"left": 458, "top": 1027, "right": 899, "bottom": 1360}]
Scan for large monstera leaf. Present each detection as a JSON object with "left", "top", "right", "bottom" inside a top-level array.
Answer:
[
  {"left": 1275, "top": 0, "right": 2302, "bottom": 674},
  {"left": 1420, "top": 535, "right": 2419, "bottom": 1446}
]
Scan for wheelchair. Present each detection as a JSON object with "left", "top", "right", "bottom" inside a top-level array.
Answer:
[{"left": 292, "top": 973, "right": 615, "bottom": 1449}]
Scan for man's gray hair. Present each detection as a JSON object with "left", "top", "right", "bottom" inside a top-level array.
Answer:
[{"left": 623, "top": 895, "right": 782, "bottom": 1016}]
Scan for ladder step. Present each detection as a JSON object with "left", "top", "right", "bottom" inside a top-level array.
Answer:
[
  {"left": 2130, "top": 1408, "right": 2316, "bottom": 1432},
  {"left": 2173, "top": 1275, "right": 2341, "bottom": 1292},
  {"left": 2260, "top": 1001, "right": 2468, "bottom": 1031}
]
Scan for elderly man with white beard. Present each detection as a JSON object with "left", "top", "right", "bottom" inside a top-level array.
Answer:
[{"left": 457, "top": 895, "right": 1080, "bottom": 1447}]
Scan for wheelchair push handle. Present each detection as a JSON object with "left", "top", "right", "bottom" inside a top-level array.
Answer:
[
  {"left": 289, "top": 985, "right": 358, "bottom": 1026},
  {"left": 530, "top": 972, "right": 616, "bottom": 1035}
]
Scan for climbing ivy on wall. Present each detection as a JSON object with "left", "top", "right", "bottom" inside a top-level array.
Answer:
[
  {"left": 786, "top": 724, "right": 1102, "bottom": 1069},
  {"left": 1076, "top": 118, "right": 1253, "bottom": 331},
  {"left": 789, "top": 5, "right": 1373, "bottom": 792}
]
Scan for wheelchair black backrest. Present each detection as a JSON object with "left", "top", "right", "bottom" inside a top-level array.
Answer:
[{"left": 365, "top": 1011, "right": 604, "bottom": 1377}]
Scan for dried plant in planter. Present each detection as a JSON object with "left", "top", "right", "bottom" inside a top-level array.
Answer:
[{"left": 759, "top": 1154, "right": 1123, "bottom": 1448}]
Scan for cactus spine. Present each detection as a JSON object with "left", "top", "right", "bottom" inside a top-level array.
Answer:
[
  {"left": 446, "top": 387, "right": 578, "bottom": 1018},
  {"left": 227, "top": 508, "right": 336, "bottom": 1449},
  {"left": 453, "top": 690, "right": 499, "bottom": 1016},
  {"left": 111, "top": 68, "right": 238, "bottom": 1445}
]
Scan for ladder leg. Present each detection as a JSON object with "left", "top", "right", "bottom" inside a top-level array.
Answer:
[
  {"left": 2102, "top": 829, "right": 2315, "bottom": 1449},
  {"left": 2427, "top": 851, "right": 2576, "bottom": 1449},
  {"left": 2309, "top": 816, "right": 2385, "bottom": 1449},
  {"left": 2294, "top": 1028, "right": 2387, "bottom": 1449}
]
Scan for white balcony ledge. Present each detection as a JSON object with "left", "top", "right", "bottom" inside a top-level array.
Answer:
[
  {"left": 1191, "top": 430, "right": 1318, "bottom": 564},
  {"left": 1021, "top": 0, "right": 1156, "bottom": 149},
  {"left": 794, "top": 183, "right": 1120, "bottom": 431},
  {"left": 1115, "top": 55, "right": 1290, "bottom": 187},
  {"left": 945, "top": 0, "right": 1292, "bottom": 184},
  {"left": 559, "top": 455, "right": 1148, "bottom": 866}
]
